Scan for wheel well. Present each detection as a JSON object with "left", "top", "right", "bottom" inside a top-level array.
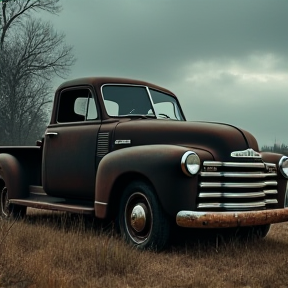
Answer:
[{"left": 106, "top": 172, "right": 155, "bottom": 220}]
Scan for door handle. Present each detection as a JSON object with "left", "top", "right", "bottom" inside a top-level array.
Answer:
[{"left": 45, "top": 132, "right": 58, "bottom": 137}]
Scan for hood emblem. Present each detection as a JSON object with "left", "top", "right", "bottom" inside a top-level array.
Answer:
[
  {"left": 231, "top": 148, "right": 261, "bottom": 158},
  {"left": 115, "top": 140, "right": 131, "bottom": 145}
]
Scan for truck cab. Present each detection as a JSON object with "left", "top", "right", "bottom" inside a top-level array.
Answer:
[{"left": 1, "top": 77, "right": 288, "bottom": 250}]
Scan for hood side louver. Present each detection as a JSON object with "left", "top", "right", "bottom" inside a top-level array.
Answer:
[{"left": 97, "top": 132, "right": 109, "bottom": 157}]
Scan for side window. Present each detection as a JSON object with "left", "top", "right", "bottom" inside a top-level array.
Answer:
[
  {"left": 57, "top": 88, "right": 98, "bottom": 123},
  {"left": 149, "top": 89, "right": 184, "bottom": 120},
  {"left": 153, "top": 102, "right": 176, "bottom": 119}
]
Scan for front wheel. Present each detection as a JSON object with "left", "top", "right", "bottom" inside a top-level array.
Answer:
[
  {"left": 252, "top": 224, "right": 271, "bottom": 238},
  {"left": 118, "top": 181, "right": 170, "bottom": 251},
  {"left": 0, "top": 187, "right": 26, "bottom": 220},
  {"left": 236, "top": 224, "right": 271, "bottom": 240}
]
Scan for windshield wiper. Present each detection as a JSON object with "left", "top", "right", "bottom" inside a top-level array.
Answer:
[{"left": 157, "top": 113, "right": 170, "bottom": 119}]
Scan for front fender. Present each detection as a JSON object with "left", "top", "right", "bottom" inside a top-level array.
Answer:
[
  {"left": 95, "top": 145, "right": 213, "bottom": 218},
  {"left": 0, "top": 153, "right": 29, "bottom": 199},
  {"left": 261, "top": 151, "right": 288, "bottom": 207}
]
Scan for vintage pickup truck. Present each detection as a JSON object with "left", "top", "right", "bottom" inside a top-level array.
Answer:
[{"left": 1, "top": 77, "right": 288, "bottom": 250}]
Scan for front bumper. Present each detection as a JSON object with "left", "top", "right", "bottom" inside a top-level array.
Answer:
[{"left": 176, "top": 208, "right": 288, "bottom": 228}]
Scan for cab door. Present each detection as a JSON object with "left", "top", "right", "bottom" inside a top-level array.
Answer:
[{"left": 42, "top": 87, "right": 101, "bottom": 200}]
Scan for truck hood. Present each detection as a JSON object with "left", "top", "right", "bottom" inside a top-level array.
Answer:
[{"left": 113, "top": 119, "right": 259, "bottom": 161}]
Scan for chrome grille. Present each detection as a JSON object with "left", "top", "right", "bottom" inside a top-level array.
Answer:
[
  {"left": 97, "top": 132, "right": 109, "bottom": 157},
  {"left": 198, "top": 161, "right": 278, "bottom": 211}
]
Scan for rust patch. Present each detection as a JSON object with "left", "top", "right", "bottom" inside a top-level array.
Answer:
[{"left": 176, "top": 209, "right": 288, "bottom": 228}]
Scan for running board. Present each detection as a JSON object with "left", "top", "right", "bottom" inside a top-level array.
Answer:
[{"left": 9, "top": 186, "right": 95, "bottom": 215}]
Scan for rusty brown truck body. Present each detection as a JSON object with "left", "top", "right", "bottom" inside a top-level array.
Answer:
[{"left": 1, "top": 77, "right": 288, "bottom": 250}]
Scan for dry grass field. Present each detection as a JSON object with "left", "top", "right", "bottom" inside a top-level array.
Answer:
[{"left": 1, "top": 209, "right": 288, "bottom": 288}]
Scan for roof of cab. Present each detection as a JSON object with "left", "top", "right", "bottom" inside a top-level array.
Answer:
[{"left": 56, "top": 77, "right": 176, "bottom": 97}]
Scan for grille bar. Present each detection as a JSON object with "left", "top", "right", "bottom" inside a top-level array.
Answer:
[
  {"left": 265, "top": 199, "right": 278, "bottom": 204},
  {"left": 197, "top": 199, "right": 278, "bottom": 209},
  {"left": 200, "top": 181, "right": 277, "bottom": 189},
  {"left": 264, "top": 190, "right": 278, "bottom": 195},
  {"left": 198, "top": 190, "right": 278, "bottom": 199},
  {"left": 198, "top": 202, "right": 267, "bottom": 209},
  {"left": 200, "top": 172, "right": 277, "bottom": 178},
  {"left": 198, "top": 192, "right": 265, "bottom": 198},
  {"left": 203, "top": 161, "right": 266, "bottom": 168}
]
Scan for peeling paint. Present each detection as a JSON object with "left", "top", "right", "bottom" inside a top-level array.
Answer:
[{"left": 176, "top": 209, "right": 288, "bottom": 228}]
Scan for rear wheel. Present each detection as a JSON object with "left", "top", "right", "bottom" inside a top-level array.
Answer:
[
  {"left": 118, "top": 181, "right": 170, "bottom": 251},
  {"left": 0, "top": 186, "right": 26, "bottom": 220}
]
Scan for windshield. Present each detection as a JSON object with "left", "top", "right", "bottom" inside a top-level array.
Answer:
[{"left": 102, "top": 84, "right": 184, "bottom": 120}]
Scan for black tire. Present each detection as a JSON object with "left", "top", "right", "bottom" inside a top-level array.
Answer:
[
  {"left": 118, "top": 181, "right": 170, "bottom": 251},
  {"left": 0, "top": 186, "right": 26, "bottom": 220},
  {"left": 252, "top": 224, "right": 271, "bottom": 238},
  {"left": 236, "top": 224, "right": 271, "bottom": 240}
]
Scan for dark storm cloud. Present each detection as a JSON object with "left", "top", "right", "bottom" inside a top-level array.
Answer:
[
  {"left": 41, "top": 0, "right": 288, "bottom": 146},
  {"left": 175, "top": 57, "right": 288, "bottom": 146},
  {"left": 49, "top": 0, "right": 288, "bottom": 82}
]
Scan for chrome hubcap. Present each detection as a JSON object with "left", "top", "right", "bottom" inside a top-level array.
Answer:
[
  {"left": 124, "top": 192, "right": 153, "bottom": 244},
  {"left": 130, "top": 204, "right": 147, "bottom": 232}
]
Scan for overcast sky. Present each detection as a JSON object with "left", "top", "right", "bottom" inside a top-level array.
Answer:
[{"left": 42, "top": 0, "right": 288, "bottom": 148}]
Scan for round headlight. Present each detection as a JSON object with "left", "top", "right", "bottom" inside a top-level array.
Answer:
[
  {"left": 279, "top": 156, "right": 288, "bottom": 178},
  {"left": 181, "top": 151, "right": 200, "bottom": 176}
]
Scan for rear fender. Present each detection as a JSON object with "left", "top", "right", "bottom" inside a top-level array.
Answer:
[
  {"left": 94, "top": 145, "right": 213, "bottom": 218},
  {"left": 0, "top": 154, "right": 29, "bottom": 199}
]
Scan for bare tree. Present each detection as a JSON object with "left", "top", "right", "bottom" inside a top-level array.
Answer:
[
  {"left": 0, "top": 0, "right": 61, "bottom": 48},
  {"left": 0, "top": 0, "right": 75, "bottom": 145}
]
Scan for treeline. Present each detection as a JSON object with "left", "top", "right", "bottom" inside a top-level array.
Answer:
[
  {"left": 0, "top": 0, "right": 74, "bottom": 146},
  {"left": 261, "top": 143, "right": 288, "bottom": 156}
]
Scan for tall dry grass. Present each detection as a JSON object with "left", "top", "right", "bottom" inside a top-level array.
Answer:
[{"left": 1, "top": 209, "right": 288, "bottom": 288}]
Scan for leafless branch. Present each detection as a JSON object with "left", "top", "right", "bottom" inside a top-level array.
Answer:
[
  {"left": 1, "top": 0, "right": 61, "bottom": 47},
  {"left": 0, "top": 0, "right": 74, "bottom": 145}
]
